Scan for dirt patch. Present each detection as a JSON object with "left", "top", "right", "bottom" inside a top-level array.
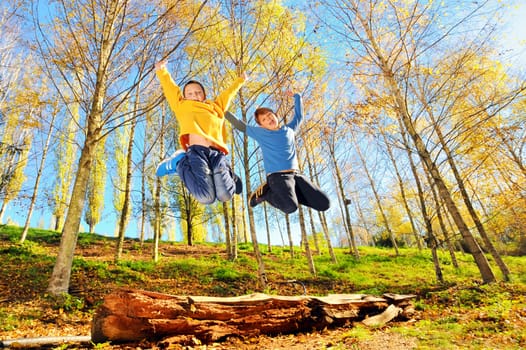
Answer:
[{"left": 207, "top": 328, "right": 418, "bottom": 350}]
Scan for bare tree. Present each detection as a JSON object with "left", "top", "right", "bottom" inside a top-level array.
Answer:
[
  {"left": 351, "top": 129, "right": 399, "bottom": 255},
  {"left": 324, "top": 118, "right": 359, "bottom": 258},
  {"left": 379, "top": 126, "right": 423, "bottom": 250},
  {"left": 316, "top": 0, "right": 500, "bottom": 283},
  {"left": 298, "top": 205, "right": 316, "bottom": 275},
  {"left": 34, "top": 0, "right": 209, "bottom": 294},
  {"left": 20, "top": 109, "right": 56, "bottom": 243},
  {"left": 0, "top": 1, "right": 30, "bottom": 209}
]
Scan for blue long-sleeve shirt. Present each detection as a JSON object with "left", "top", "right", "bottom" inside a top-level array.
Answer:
[{"left": 225, "top": 93, "right": 303, "bottom": 174}]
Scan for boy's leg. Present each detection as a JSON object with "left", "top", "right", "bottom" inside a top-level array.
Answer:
[
  {"left": 265, "top": 172, "right": 299, "bottom": 214},
  {"left": 176, "top": 145, "right": 215, "bottom": 204},
  {"left": 249, "top": 182, "right": 269, "bottom": 207},
  {"left": 294, "top": 174, "right": 331, "bottom": 211},
  {"left": 233, "top": 173, "right": 243, "bottom": 194},
  {"left": 156, "top": 149, "right": 185, "bottom": 177},
  {"left": 208, "top": 148, "right": 237, "bottom": 202}
]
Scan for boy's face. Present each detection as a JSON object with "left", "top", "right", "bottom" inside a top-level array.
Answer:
[
  {"left": 183, "top": 83, "right": 205, "bottom": 102},
  {"left": 257, "top": 111, "right": 279, "bottom": 130}
]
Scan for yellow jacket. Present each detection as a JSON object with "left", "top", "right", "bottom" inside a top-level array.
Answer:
[{"left": 156, "top": 68, "right": 245, "bottom": 155}]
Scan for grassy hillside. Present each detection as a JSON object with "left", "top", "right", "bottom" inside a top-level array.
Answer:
[{"left": 0, "top": 225, "right": 525, "bottom": 349}]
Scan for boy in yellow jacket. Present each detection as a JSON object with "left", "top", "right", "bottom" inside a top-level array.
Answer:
[{"left": 155, "top": 60, "right": 245, "bottom": 204}]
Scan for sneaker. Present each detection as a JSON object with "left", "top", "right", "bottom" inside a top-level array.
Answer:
[
  {"left": 249, "top": 183, "right": 269, "bottom": 207},
  {"left": 156, "top": 149, "right": 185, "bottom": 177},
  {"left": 234, "top": 174, "right": 243, "bottom": 194}
]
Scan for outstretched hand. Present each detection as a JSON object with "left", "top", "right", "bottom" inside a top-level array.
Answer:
[
  {"left": 285, "top": 90, "right": 295, "bottom": 97},
  {"left": 155, "top": 59, "right": 168, "bottom": 71}
]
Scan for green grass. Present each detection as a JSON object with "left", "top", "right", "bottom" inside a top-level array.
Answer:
[{"left": 0, "top": 224, "right": 525, "bottom": 349}]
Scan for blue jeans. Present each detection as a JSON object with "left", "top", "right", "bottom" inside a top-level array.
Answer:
[{"left": 176, "top": 145, "right": 236, "bottom": 204}]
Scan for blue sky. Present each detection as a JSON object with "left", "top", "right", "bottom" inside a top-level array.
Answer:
[
  {"left": 500, "top": 2, "right": 526, "bottom": 68},
  {"left": 3, "top": 0, "right": 526, "bottom": 245}
]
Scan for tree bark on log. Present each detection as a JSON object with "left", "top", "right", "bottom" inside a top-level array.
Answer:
[{"left": 91, "top": 288, "right": 415, "bottom": 345}]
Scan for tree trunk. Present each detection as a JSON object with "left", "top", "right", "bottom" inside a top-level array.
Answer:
[
  {"left": 308, "top": 208, "right": 320, "bottom": 254},
  {"left": 230, "top": 199, "right": 238, "bottom": 260},
  {"left": 226, "top": 140, "right": 235, "bottom": 260},
  {"left": 240, "top": 101, "right": 266, "bottom": 288},
  {"left": 319, "top": 211, "right": 337, "bottom": 262},
  {"left": 263, "top": 203, "right": 272, "bottom": 252},
  {"left": 153, "top": 179, "right": 161, "bottom": 262},
  {"left": 354, "top": 199, "right": 375, "bottom": 246},
  {"left": 400, "top": 123, "right": 448, "bottom": 277},
  {"left": 115, "top": 85, "right": 140, "bottom": 262},
  {"left": 306, "top": 147, "right": 336, "bottom": 261},
  {"left": 47, "top": 135, "right": 99, "bottom": 294},
  {"left": 298, "top": 206, "right": 316, "bottom": 276},
  {"left": 431, "top": 120, "right": 510, "bottom": 280},
  {"left": 223, "top": 202, "right": 232, "bottom": 258},
  {"left": 0, "top": 202, "right": 6, "bottom": 223},
  {"left": 429, "top": 170, "right": 459, "bottom": 269},
  {"left": 329, "top": 148, "right": 359, "bottom": 257},
  {"left": 352, "top": 134, "right": 399, "bottom": 255},
  {"left": 380, "top": 129, "right": 422, "bottom": 250},
  {"left": 305, "top": 152, "right": 321, "bottom": 255},
  {"left": 20, "top": 112, "right": 56, "bottom": 243},
  {"left": 153, "top": 105, "right": 167, "bottom": 262},
  {"left": 187, "top": 203, "right": 193, "bottom": 246},
  {"left": 430, "top": 242, "right": 444, "bottom": 284},
  {"left": 422, "top": 182, "right": 444, "bottom": 283},
  {"left": 285, "top": 213, "right": 294, "bottom": 258},
  {"left": 48, "top": 64, "right": 106, "bottom": 294},
  {"left": 140, "top": 125, "right": 148, "bottom": 245},
  {"left": 256, "top": 162, "right": 272, "bottom": 253},
  {"left": 54, "top": 216, "right": 62, "bottom": 232}
]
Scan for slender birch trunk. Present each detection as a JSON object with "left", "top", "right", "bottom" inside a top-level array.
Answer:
[{"left": 20, "top": 112, "right": 56, "bottom": 243}]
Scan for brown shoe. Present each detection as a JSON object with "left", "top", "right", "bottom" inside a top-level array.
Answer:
[{"left": 249, "top": 183, "right": 269, "bottom": 207}]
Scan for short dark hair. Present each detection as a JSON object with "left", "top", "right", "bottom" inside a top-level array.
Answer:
[
  {"left": 254, "top": 107, "right": 274, "bottom": 125},
  {"left": 183, "top": 80, "right": 206, "bottom": 99}
]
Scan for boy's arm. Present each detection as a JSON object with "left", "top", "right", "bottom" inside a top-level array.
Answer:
[
  {"left": 215, "top": 74, "right": 246, "bottom": 112},
  {"left": 287, "top": 93, "right": 304, "bottom": 131},
  {"left": 224, "top": 111, "right": 247, "bottom": 133},
  {"left": 155, "top": 62, "right": 183, "bottom": 108}
]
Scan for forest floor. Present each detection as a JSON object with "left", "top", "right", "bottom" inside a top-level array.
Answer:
[{"left": 1, "top": 229, "right": 525, "bottom": 349}]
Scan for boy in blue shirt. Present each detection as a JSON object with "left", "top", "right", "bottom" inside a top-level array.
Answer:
[{"left": 225, "top": 92, "right": 330, "bottom": 214}]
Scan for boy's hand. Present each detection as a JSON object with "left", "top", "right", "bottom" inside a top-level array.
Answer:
[
  {"left": 285, "top": 90, "right": 294, "bottom": 97},
  {"left": 155, "top": 59, "right": 167, "bottom": 71},
  {"left": 242, "top": 71, "right": 249, "bottom": 81}
]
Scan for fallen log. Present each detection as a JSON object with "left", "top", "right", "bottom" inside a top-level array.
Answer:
[{"left": 91, "top": 288, "right": 416, "bottom": 345}]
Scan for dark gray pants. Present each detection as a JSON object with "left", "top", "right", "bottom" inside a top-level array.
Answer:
[{"left": 265, "top": 172, "right": 330, "bottom": 214}]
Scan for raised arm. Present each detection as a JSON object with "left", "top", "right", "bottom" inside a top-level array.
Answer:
[
  {"left": 215, "top": 72, "right": 247, "bottom": 112},
  {"left": 155, "top": 60, "right": 183, "bottom": 108},
  {"left": 286, "top": 93, "right": 303, "bottom": 131},
  {"left": 224, "top": 111, "right": 247, "bottom": 133}
]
